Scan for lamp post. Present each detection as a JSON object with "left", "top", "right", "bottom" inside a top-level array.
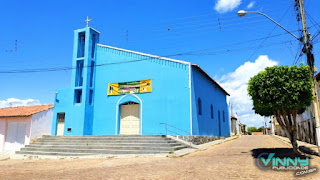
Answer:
[
  {"left": 237, "top": 10, "right": 300, "bottom": 41},
  {"left": 238, "top": 9, "right": 320, "bottom": 154}
]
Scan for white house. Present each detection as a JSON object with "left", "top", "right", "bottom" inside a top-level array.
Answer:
[{"left": 0, "top": 105, "right": 53, "bottom": 153}]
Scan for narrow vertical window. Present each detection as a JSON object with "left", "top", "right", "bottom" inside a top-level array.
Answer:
[
  {"left": 91, "top": 34, "right": 96, "bottom": 58},
  {"left": 218, "top": 110, "right": 221, "bottom": 121},
  {"left": 90, "top": 61, "right": 95, "bottom": 87},
  {"left": 75, "top": 60, "right": 84, "bottom": 87},
  {"left": 223, "top": 110, "right": 225, "bottom": 122},
  {"left": 211, "top": 104, "right": 213, "bottom": 119},
  {"left": 77, "top": 32, "right": 85, "bottom": 58},
  {"left": 74, "top": 89, "right": 82, "bottom": 104},
  {"left": 89, "top": 90, "right": 93, "bottom": 105},
  {"left": 198, "top": 98, "right": 202, "bottom": 115}
]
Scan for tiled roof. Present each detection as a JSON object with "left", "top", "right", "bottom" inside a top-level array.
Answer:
[{"left": 0, "top": 105, "right": 54, "bottom": 118}]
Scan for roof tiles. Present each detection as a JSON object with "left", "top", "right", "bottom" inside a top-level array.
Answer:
[{"left": 0, "top": 105, "right": 54, "bottom": 118}]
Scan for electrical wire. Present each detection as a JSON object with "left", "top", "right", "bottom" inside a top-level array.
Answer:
[
  {"left": 244, "top": 4, "right": 293, "bottom": 62},
  {"left": 0, "top": 39, "right": 297, "bottom": 74}
]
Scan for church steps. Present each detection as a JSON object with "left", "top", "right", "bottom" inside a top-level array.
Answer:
[
  {"left": 16, "top": 149, "right": 172, "bottom": 155},
  {"left": 38, "top": 137, "right": 172, "bottom": 141},
  {"left": 16, "top": 151, "right": 96, "bottom": 156},
  {"left": 19, "top": 145, "right": 185, "bottom": 152},
  {"left": 34, "top": 140, "right": 176, "bottom": 144},
  {"left": 16, "top": 150, "right": 170, "bottom": 156},
  {"left": 16, "top": 135, "right": 189, "bottom": 157},
  {"left": 26, "top": 143, "right": 182, "bottom": 147},
  {"left": 40, "top": 137, "right": 170, "bottom": 141}
]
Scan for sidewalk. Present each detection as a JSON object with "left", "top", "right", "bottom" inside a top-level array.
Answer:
[{"left": 273, "top": 134, "right": 319, "bottom": 155}]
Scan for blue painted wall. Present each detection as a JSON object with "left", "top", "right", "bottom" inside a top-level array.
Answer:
[
  {"left": 52, "top": 27, "right": 230, "bottom": 137},
  {"left": 191, "top": 67, "right": 230, "bottom": 137},
  {"left": 92, "top": 45, "right": 191, "bottom": 135}
]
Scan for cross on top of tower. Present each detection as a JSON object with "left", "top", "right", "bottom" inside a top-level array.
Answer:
[{"left": 84, "top": 16, "right": 92, "bottom": 27}]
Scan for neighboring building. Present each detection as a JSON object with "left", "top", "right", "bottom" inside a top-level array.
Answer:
[
  {"left": 252, "top": 132, "right": 263, "bottom": 135},
  {"left": 265, "top": 127, "right": 271, "bottom": 135},
  {"left": 0, "top": 105, "right": 53, "bottom": 152},
  {"left": 230, "top": 115, "right": 238, "bottom": 135},
  {"left": 52, "top": 26, "right": 231, "bottom": 137},
  {"left": 239, "top": 123, "right": 247, "bottom": 135}
]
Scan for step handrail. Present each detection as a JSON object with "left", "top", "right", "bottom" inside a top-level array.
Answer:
[{"left": 160, "top": 123, "right": 193, "bottom": 147}]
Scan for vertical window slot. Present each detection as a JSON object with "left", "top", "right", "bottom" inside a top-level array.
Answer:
[
  {"left": 77, "top": 32, "right": 85, "bottom": 58},
  {"left": 75, "top": 60, "right": 84, "bottom": 87},
  {"left": 74, "top": 89, "right": 82, "bottom": 104}
]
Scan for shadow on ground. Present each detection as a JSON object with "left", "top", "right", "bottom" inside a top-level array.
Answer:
[
  {"left": 299, "top": 146, "right": 319, "bottom": 156},
  {"left": 251, "top": 148, "right": 311, "bottom": 159}
]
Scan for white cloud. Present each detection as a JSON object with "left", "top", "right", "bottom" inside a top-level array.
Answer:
[
  {"left": 0, "top": 98, "right": 41, "bottom": 108},
  {"left": 214, "top": 0, "right": 242, "bottom": 13},
  {"left": 219, "top": 55, "right": 278, "bottom": 127},
  {"left": 247, "top": 1, "right": 255, "bottom": 9}
]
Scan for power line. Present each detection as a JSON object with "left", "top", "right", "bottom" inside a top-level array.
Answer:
[
  {"left": 244, "top": 4, "right": 293, "bottom": 62},
  {"left": 120, "top": 5, "right": 288, "bottom": 29},
  {"left": 0, "top": 39, "right": 297, "bottom": 74},
  {"left": 127, "top": 18, "right": 274, "bottom": 44},
  {"left": 305, "top": 11, "right": 320, "bottom": 31}
]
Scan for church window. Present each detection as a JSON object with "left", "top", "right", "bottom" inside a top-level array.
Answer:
[
  {"left": 91, "top": 34, "right": 96, "bottom": 58},
  {"left": 75, "top": 60, "right": 84, "bottom": 87},
  {"left": 223, "top": 110, "right": 225, "bottom": 122},
  {"left": 89, "top": 90, "right": 93, "bottom": 105},
  {"left": 211, "top": 104, "right": 214, "bottom": 119},
  {"left": 77, "top": 32, "right": 85, "bottom": 58},
  {"left": 90, "top": 61, "right": 95, "bottom": 87},
  {"left": 198, "top": 98, "right": 202, "bottom": 115},
  {"left": 74, "top": 89, "right": 82, "bottom": 104}
]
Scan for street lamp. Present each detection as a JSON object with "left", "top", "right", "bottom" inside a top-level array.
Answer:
[
  {"left": 237, "top": 10, "right": 300, "bottom": 41},
  {"left": 237, "top": 10, "right": 246, "bottom": 17}
]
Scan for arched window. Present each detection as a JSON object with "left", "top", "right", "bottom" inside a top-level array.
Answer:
[
  {"left": 198, "top": 98, "right": 202, "bottom": 115},
  {"left": 223, "top": 110, "right": 225, "bottom": 122},
  {"left": 210, "top": 104, "right": 213, "bottom": 119}
]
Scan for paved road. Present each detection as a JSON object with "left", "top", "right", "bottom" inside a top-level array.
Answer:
[{"left": 0, "top": 135, "right": 319, "bottom": 179}]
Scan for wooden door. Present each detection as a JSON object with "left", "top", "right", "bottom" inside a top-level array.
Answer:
[{"left": 120, "top": 104, "right": 140, "bottom": 135}]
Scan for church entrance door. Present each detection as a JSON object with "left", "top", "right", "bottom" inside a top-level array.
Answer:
[{"left": 120, "top": 102, "right": 140, "bottom": 135}]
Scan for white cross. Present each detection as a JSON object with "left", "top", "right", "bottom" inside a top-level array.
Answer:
[{"left": 84, "top": 16, "right": 92, "bottom": 27}]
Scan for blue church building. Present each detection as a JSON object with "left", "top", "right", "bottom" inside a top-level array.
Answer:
[{"left": 52, "top": 26, "right": 230, "bottom": 137}]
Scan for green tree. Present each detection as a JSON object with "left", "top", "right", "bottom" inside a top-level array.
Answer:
[
  {"left": 247, "top": 127, "right": 259, "bottom": 133},
  {"left": 248, "top": 65, "right": 313, "bottom": 153}
]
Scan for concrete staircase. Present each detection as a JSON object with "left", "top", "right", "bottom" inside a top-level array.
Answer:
[{"left": 16, "top": 135, "right": 187, "bottom": 157}]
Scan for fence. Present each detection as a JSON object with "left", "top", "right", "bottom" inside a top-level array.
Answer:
[{"left": 275, "top": 118, "right": 317, "bottom": 145}]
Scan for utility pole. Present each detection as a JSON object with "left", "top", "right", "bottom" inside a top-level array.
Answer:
[{"left": 298, "top": 0, "right": 320, "bottom": 154}]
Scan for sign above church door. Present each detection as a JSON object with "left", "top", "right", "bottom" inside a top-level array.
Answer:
[{"left": 108, "top": 79, "right": 152, "bottom": 95}]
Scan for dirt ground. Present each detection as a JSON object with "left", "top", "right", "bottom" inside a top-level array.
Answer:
[{"left": 0, "top": 136, "right": 320, "bottom": 180}]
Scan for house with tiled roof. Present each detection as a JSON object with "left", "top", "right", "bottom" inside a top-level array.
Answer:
[{"left": 0, "top": 105, "right": 53, "bottom": 152}]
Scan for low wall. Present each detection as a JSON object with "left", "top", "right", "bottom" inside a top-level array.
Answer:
[{"left": 175, "top": 135, "right": 225, "bottom": 145}]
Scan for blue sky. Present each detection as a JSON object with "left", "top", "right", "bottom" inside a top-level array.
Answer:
[{"left": 0, "top": 0, "right": 319, "bottom": 127}]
